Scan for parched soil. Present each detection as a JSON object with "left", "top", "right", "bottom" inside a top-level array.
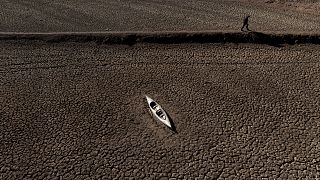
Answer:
[
  {"left": 1, "top": 42, "right": 320, "bottom": 179},
  {"left": 1, "top": 0, "right": 320, "bottom": 32},
  {"left": 243, "top": 0, "right": 320, "bottom": 15}
]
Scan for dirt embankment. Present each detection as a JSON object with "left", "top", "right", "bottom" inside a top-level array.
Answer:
[{"left": 1, "top": 32, "right": 320, "bottom": 45}]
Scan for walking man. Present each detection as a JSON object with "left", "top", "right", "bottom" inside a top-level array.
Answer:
[{"left": 241, "top": 15, "right": 250, "bottom": 31}]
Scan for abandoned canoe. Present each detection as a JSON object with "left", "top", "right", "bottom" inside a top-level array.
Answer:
[{"left": 145, "top": 95, "right": 172, "bottom": 128}]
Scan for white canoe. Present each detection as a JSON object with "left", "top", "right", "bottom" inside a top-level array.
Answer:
[{"left": 146, "top": 95, "right": 172, "bottom": 128}]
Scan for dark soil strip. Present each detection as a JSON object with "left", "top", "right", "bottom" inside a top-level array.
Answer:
[{"left": 1, "top": 31, "right": 320, "bottom": 45}]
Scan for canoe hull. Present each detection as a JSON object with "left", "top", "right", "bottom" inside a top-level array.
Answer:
[{"left": 146, "top": 96, "right": 172, "bottom": 128}]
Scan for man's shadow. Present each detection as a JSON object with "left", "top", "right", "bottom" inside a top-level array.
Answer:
[{"left": 247, "top": 31, "right": 284, "bottom": 47}]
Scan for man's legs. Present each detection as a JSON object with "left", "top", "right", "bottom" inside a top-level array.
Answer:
[
  {"left": 241, "top": 24, "right": 246, "bottom": 31},
  {"left": 246, "top": 24, "right": 250, "bottom": 31}
]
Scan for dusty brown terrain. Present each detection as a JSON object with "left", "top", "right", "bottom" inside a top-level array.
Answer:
[
  {"left": 246, "top": 0, "right": 320, "bottom": 15},
  {"left": 2, "top": 0, "right": 320, "bottom": 179},
  {"left": 1, "top": 0, "right": 320, "bottom": 32},
  {"left": 1, "top": 41, "right": 320, "bottom": 179}
]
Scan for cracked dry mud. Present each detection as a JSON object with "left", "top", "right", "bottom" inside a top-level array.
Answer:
[
  {"left": 2, "top": 0, "right": 320, "bottom": 33},
  {"left": 1, "top": 42, "right": 320, "bottom": 179}
]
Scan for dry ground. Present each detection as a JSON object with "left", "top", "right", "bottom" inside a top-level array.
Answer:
[
  {"left": 246, "top": 0, "right": 320, "bottom": 15},
  {"left": 1, "top": 41, "right": 320, "bottom": 179},
  {"left": 1, "top": 0, "right": 320, "bottom": 32}
]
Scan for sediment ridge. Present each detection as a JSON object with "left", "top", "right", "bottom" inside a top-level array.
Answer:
[{"left": 1, "top": 31, "right": 320, "bottom": 45}]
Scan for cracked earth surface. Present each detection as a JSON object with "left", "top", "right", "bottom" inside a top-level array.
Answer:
[
  {"left": 1, "top": 42, "right": 320, "bottom": 179},
  {"left": 1, "top": 0, "right": 320, "bottom": 33}
]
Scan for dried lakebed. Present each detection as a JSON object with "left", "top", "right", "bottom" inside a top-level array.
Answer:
[
  {"left": 1, "top": 42, "right": 320, "bottom": 179},
  {"left": 2, "top": 0, "right": 320, "bottom": 33}
]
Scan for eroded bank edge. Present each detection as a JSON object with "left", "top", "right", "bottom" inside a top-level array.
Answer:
[{"left": 0, "top": 31, "right": 320, "bottom": 45}]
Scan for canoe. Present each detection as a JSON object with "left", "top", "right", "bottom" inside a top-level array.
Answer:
[{"left": 145, "top": 95, "right": 172, "bottom": 128}]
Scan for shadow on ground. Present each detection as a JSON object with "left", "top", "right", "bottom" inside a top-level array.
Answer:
[
  {"left": 249, "top": 31, "right": 284, "bottom": 47},
  {"left": 165, "top": 111, "right": 177, "bottom": 133}
]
